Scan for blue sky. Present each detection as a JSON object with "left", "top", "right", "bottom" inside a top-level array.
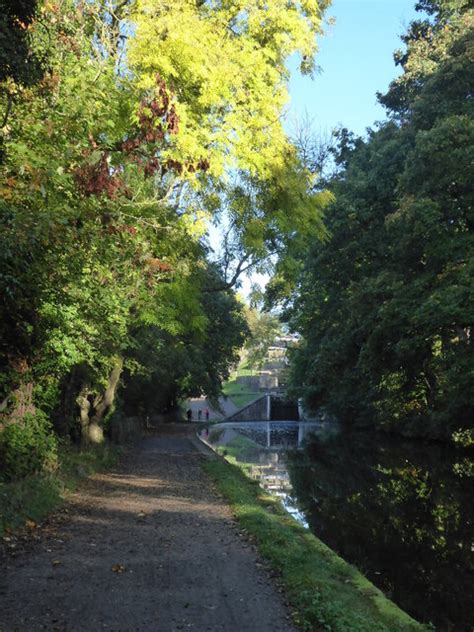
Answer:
[
  {"left": 237, "top": 0, "right": 425, "bottom": 297},
  {"left": 286, "top": 0, "right": 423, "bottom": 136}
]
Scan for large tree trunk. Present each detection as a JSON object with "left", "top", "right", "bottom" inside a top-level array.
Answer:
[
  {"left": 53, "top": 364, "right": 89, "bottom": 439},
  {"left": 77, "top": 392, "right": 93, "bottom": 443},
  {"left": 78, "top": 358, "right": 123, "bottom": 445},
  {"left": 0, "top": 381, "right": 36, "bottom": 432}
]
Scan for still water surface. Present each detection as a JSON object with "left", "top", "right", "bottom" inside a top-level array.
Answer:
[{"left": 204, "top": 421, "right": 473, "bottom": 631}]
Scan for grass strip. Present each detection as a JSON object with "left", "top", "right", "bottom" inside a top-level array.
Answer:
[
  {"left": 222, "top": 378, "right": 261, "bottom": 409},
  {"left": 203, "top": 457, "right": 431, "bottom": 632},
  {"left": 0, "top": 442, "right": 121, "bottom": 536}
]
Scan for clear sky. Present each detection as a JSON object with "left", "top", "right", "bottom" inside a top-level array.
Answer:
[{"left": 286, "top": 0, "right": 422, "bottom": 137}]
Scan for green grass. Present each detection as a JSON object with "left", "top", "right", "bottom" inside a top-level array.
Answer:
[
  {"left": 0, "top": 442, "right": 121, "bottom": 536},
  {"left": 203, "top": 458, "right": 430, "bottom": 632},
  {"left": 222, "top": 378, "right": 261, "bottom": 409},
  {"left": 234, "top": 366, "right": 256, "bottom": 377}
]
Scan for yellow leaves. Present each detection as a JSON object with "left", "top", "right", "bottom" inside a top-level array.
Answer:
[
  {"left": 180, "top": 208, "right": 210, "bottom": 238},
  {"left": 129, "top": 0, "right": 327, "bottom": 180},
  {"left": 12, "top": 18, "right": 30, "bottom": 31},
  {"left": 42, "top": 1, "right": 60, "bottom": 14}
]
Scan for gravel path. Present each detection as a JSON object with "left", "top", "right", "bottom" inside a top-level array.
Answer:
[{"left": 0, "top": 428, "right": 296, "bottom": 632}]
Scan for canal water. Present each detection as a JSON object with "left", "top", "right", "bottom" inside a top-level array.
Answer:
[{"left": 203, "top": 421, "right": 474, "bottom": 632}]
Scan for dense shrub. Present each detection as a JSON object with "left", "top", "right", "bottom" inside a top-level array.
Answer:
[{"left": 0, "top": 412, "right": 58, "bottom": 481}]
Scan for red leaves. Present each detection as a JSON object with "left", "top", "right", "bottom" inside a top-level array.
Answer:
[
  {"left": 121, "top": 137, "right": 141, "bottom": 152},
  {"left": 163, "top": 159, "right": 183, "bottom": 175},
  {"left": 105, "top": 224, "right": 137, "bottom": 236},
  {"left": 144, "top": 258, "right": 173, "bottom": 287},
  {"left": 197, "top": 158, "right": 210, "bottom": 172},
  {"left": 146, "top": 258, "right": 173, "bottom": 273},
  {"left": 134, "top": 74, "right": 178, "bottom": 148},
  {"left": 74, "top": 151, "right": 127, "bottom": 199},
  {"left": 166, "top": 104, "right": 179, "bottom": 134},
  {"left": 75, "top": 74, "right": 209, "bottom": 198},
  {"left": 144, "top": 157, "right": 161, "bottom": 177}
]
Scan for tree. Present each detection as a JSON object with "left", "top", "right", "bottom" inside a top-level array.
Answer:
[
  {"left": 122, "top": 265, "right": 248, "bottom": 416},
  {"left": 287, "top": 0, "right": 474, "bottom": 440},
  {"left": 242, "top": 307, "right": 282, "bottom": 371},
  {"left": 129, "top": 0, "right": 331, "bottom": 178},
  {"left": 128, "top": 0, "right": 331, "bottom": 288},
  {"left": 1, "top": 0, "right": 331, "bottom": 456}
]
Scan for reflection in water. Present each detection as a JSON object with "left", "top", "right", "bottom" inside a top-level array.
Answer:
[
  {"left": 204, "top": 422, "right": 474, "bottom": 632},
  {"left": 288, "top": 431, "right": 474, "bottom": 632},
  {"left": 204, "top": 421, "right": 328, "bottom": 525}
]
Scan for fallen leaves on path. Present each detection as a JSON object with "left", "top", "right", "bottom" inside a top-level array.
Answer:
[{"left": 111, "top": 563, "right": 126, "bottom": 573}]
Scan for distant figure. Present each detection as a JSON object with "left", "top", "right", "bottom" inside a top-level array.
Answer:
[
  {"left": 186, "top": 408, "right": 192, "bottom": 422},
  {"left": 198, "top": 409, "right": 202, "bottom": 421},
  {"left": 205, "top": 427, "right": 209, "bottom": 438},
  {"left": 204, "top": 408, "right": 209, "bottom": 422}
]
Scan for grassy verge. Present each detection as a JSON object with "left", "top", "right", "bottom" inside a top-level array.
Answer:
[
  {"left": 203, "top": 458, "right": 430, "bottom": 632},
  {"left": 0, "top": 442, "right": 121, "bottom": 536},
  {"left": 222, "top": 378, "right": 260, "bottom": 409}
]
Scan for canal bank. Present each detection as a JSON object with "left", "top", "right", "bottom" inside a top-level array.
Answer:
[{"left": 199, "top": 423, "right": 428, "bottom": 632}]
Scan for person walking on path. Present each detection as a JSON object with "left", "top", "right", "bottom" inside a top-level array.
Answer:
[{"left": 186, "top": 408, "right": 192, "bottom": 422}]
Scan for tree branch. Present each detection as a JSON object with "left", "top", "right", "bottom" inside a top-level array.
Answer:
[
  {"left": 1, "top": 92, "right": 13, "bottom": 129},
  {"left": 203, "top": 252, "right": 256, "bottom": 292}
]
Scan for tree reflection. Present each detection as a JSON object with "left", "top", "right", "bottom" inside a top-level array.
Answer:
[{"left": 288, "top": 432, "right": 473, "bottom": 631}]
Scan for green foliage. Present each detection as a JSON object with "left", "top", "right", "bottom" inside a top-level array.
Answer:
[
  {"left": 242, "top": 307, "right": 283, "bottom": 370},
  {"left": 0, "top": 0, "right": 42, "bottom": 82},
  {"left": 0, "top": 476, "right": 61, "bottom": 536},
  {"left": 287, "top": 3, "right": 474, "bottom": 439},
  {"left": 451, "top": 428, "right": 474, "bottom": 448},
  {"left": 0, "top": 412, "right": 58, "bottom": 481},
  {"left": 122, "top": 265, "right": 248, "bottom": 415},
  {"left": 0, "top": 0, "right": 329, "bottom": 466}
]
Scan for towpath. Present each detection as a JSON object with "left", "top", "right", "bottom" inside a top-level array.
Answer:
[
  {"left": 185, "top": 396, "right": 238, "bottom": 422},
  {"left": 0, "top": 426, "right": 296, "bottom": 632}
]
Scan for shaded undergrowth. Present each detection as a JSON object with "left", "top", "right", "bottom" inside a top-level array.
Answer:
[{"left": 0, "top": 442, "right": 121, "bottom": 536}]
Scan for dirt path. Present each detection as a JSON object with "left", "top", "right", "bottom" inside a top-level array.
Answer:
[{"left": 0, "top": 428, "right": 296, "bottom": 632}]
